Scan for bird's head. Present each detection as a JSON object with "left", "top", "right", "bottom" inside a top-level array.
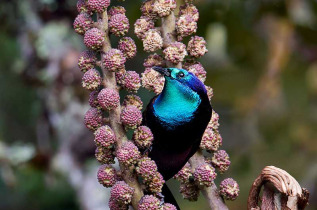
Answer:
[{"left": 152, "top": 66, "right": 207, "bottom": 97}]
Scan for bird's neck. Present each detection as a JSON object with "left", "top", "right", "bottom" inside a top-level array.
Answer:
[{"left": 153, "top": 81, "right": 201, "bottom": 129}]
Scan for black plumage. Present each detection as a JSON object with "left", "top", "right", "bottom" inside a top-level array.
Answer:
[{"left": 142, "top": 67, "right": 212, "bottom": 208}]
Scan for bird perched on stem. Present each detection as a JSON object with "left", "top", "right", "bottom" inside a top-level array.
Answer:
[{"left": 143, "top": 66, "right": 212, "bottom": 208}]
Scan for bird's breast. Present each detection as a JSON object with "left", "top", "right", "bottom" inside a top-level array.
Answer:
[{"left": 153, "top": 98, "right": 200, "bottom": 130}]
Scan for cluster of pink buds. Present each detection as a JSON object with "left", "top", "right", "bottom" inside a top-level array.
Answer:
[
  {"left": 176, "top": 3, "right": 199, "bottom": 40},
  {"left": 74, "top": 1, "right": 172, "bottom": 209}
]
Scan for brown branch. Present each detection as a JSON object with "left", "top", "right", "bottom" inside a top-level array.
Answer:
[
  {"left": 247, "top": 166, "right": 309, "bottom": 210},
  {"left": 189, "top": 151, "right": 229, "bottom": 210},
  {"left": 99, "top": 10, "right": 143, "bottom": 209}
]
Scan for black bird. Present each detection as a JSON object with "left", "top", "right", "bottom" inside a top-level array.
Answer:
[{"left": 143, "top": 67, "right": 212, "bottom": 208}]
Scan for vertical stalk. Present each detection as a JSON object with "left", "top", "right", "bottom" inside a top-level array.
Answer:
[
  {"left": 161, "top": 12, "right": 182, "bottom": 68},
  {"left": 99, "top": 10, "right": 143, "bottom": 209}
]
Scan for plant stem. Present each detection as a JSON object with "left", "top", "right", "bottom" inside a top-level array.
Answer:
[
  {"left": 189, "top": 151, "right": 229, "bottom": 210},
  {"left": 99, "top": 10, "right": 143, "bottom": 209},
  {"left": 161, "top": 11, "right": 182, "bottom": 69}
]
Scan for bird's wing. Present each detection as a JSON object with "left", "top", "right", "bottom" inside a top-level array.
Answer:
[{"left": 142, "top": 96, "right": 157, "bottom": 126}]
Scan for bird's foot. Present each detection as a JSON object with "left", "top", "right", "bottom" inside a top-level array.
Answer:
[
  {"left": 157, "top": 192, "right": 165, "bottom": 206},
  {"left": 143, "top": 146, "right": 153, "bottom": 156}
]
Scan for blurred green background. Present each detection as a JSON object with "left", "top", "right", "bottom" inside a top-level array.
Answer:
[{"left": 0, "top": 0, "right": 316, "bottom": 209}]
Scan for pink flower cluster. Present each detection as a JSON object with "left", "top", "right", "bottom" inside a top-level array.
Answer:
[
  {"left": 116, "top": 141, "right": 141, "bottom": 166},
  {"left": 82, "top": 69, "right": 101, "bottom": 91},
  {"left": 84, "top": 108, "right": 102, "bottom": 131},
  {"left": 97, "top": 88, "right": 120, "bottom": 110},
  {"left": 174, "top": 163, "right": 192, "bottom": 183},
  {"left": 194, "top": 163, "right": 217, "bottom": 187},
  {"left": 73, "top": 13, "right": 93, "bottom": 35},
  {"left": 78, "top": 50, "right": 96, "bottom": 72},
  {"left": 120, "top": 106, "right": 142, "bottom": 129},
  {"left": 94, "top": 125, "right": 116, "bottom": 149},
  {"left": 122, "top": 95, "right": 143, "bottom": 110},
  {"left": 133, "top": 126, "right": 153, "bottom": 149},
  {"left": 84, "top": 28, "right": 104, "bottom": 50},
  {"left": 176, "top": 3, "right": 199, "bottom": 39},
  {"left": 97, "top": 164, "right": 117, "bottom": 187},
  {"left": 219, "top": 178, "right": 240, "bottom": 201}
]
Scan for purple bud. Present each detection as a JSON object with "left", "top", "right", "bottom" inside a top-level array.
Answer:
[
  {"left": 84, "top": 28, "right": 105, "bottom": 50},
  {"left": 122, "top": 95, "right": 143, "bottom": 110},
  {"left": 86, "top": 0, "right": 110, "bottom": 13},
  {"left": 108, "top": 6, "right": 126, "bottom": 19},
  {"left": 200, "top": 128, "right": 222, "bottom": 152},
  {"left": 162, "top": 203, "right": 177, "bottom": 210},
  {"left": 134, "top": 17, "right": 155, "bottom": 40},
  {"left": 103, "top": 49, "right": 126, "bottom": 72},
  {"left": 187, "top": 36, "right": 208, "bottom": 58},
  {"left": 205, "top": 86, "right": 214, "bottom": 101},
  {"left": 138, "top": 195, "right": 160, "bottom": 210},
  {"left": 109, "top": 14, "right": 130, "bottom": 37},
  {"left": 110, "top": 181, "right": 134, "bottom": 205},
  {"left": 121, "top": 71, "right": 141, "bottom": 93},
  {"left": 174, "top": 162, "right": 192, "bottom": 183},
  {"left": 219, "top": 178, "right": 239, "bottom": 201},
  {"left": 163, "top": 42, "right": 188, "bottom": 64},
  {"left": 141, "top": 68, "right": 165, "bottom": 94},
  {"left": 94, "top": 125, "right": 116, "bottom": 149},
  {"left": 136, "top": 157, "right": 158, "bottom": 182},
  {"left": 153, "top": 0, "right": 177, "bottom": 17},
  {"left": 179, "top": 182, "right": 200, "bottom": 201},
  {"left": 147, "top": 172, "right": 165, "bottom": 193},
  {"left": 187, "top": 63, "right": 207, "bottom": 83},
  {"left": 143, "top": 53, "right": 165, "bottom": 68},
  {"left": 73, "top": 13, "right": 93, "bottom": 35},
  {"left": 84, "top": 108, "right": 102, "bottom": 131},
  {"left": 194, "top": 163, "right": 217, "bottom": 187},
  {"left": 211, "top": 150, "right": 231, "bottom": 173},
  {"left": 140, "top": 0, "right": 157, "bottom": 20},
  {"left": 118, "top": 37, "right": 137, "bottom": 59},
  {"left": 82, "top": 69, "right": 101, "bottom": 91},
  {"left": 133, "top": 126, "right": 153, "bottom": 149},
  {"left": 143, "top": 29, "right": 163, "bottom": 52},
  {"left": 78, "top": 50, "right": 96, "bottom": 72},
  {"left": 95, "top": 147, "right": 115, "bottom": 164},
  {"left": 116, "top": 141, "right": 141, "bottom": 166},
  {"left": 88, "top": 90, "right": 99, "bottom": 108},
  {"left": 77, "top": 0, "right": 91, "bottom": 14},
  {"left": 176, "top": 15, "right": 197, "bottom": 37},
  {"left": 179, "top": 3, "right": 199, "bottom": 22},
  {"left": 120, "top": 105, "right": 142, "bottom": 129},
  {"left": 97, "top": 164, "right": 117, "bottom": 187},
  {"left": 97, "top": 88, "right": 120, "bottom": 110}
]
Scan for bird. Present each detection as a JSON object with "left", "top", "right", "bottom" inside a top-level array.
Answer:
[{"left": 143, "top": 66, "right": 212, "bottom": 208}]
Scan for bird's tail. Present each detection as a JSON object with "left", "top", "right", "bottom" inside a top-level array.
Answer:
[{"left": 162, "top": 183, "right": 180, "bottom": 210}]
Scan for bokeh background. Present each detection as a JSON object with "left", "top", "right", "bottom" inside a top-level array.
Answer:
[{"left": 0, "top": 0, "right": 316, "bottom": 209}]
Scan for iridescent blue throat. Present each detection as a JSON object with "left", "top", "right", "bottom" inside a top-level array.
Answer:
[{"left": 153, "top": 78, "right": 201, "bottom": 129}]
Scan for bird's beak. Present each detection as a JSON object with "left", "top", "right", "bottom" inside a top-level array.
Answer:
[{"left": 152, "top": 66, "right": 171, "bottom": 77}]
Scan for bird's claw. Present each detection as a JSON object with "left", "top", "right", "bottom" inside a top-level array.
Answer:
[
  {"left": 157, "top": 192, "right": 165, "bottom": 206},
  {"left": 143, "top": 145, "right": 153, "bottom": 156}
]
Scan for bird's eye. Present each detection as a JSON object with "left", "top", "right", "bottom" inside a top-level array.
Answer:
[{"left": 178, "top": 72, "right": 185, "bottom": 78}]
